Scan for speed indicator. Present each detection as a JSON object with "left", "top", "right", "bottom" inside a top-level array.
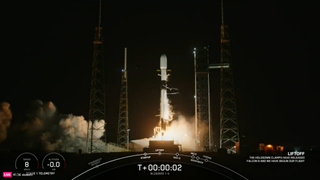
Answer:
[
  {"left": 15, "top": 152, "right": 39, "bottom": 171},
  {"left": 42, "top": 152, "right": 66, "bottom": 171}
]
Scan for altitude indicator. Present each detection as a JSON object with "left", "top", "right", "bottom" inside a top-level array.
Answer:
[{"left": 42, "top": 152, "right": 66, "bottom": 171}]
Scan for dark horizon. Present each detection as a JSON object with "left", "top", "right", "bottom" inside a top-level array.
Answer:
[{"left": 1, "top": 1, "right": 319, "bottom": 150}]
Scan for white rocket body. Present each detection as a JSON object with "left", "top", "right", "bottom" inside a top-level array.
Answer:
[
  {"left": 160, "top": 55, "right": 169, "bottom": 129},
  {"left": 160, "top": 54, "right": 167, "bottom": 80}
]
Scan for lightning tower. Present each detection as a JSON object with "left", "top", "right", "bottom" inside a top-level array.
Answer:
[
  {"left": 87, "top": 0, "right": 107, "bottom": 153},
  {"left": 117, "top": 48, "right": 130, "bottom": 148},
  {"left": 219, "top": 0, "right": 240, "bottom": 153}
]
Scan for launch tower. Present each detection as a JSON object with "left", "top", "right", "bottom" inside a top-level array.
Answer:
[
  {"left": 194, "top": 47, "right": 211, "bottom": 151},
  {"left": 87, "top": 0, "right": 107, "bottom": 153},
  {"left": 193, "top": 1, "right": 234, "bottom": 151},
  {"left": 219, "top": 0, "right": 240, "bottom": 153}
]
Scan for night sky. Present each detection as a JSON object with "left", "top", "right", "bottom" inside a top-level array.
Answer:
[{"left": 1, "top": 1, "right": 319, "bottom": 148}]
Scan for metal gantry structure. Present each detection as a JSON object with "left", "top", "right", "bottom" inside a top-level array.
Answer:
[
  {"left": 219, "top": 0, "right": 240, "bottom": 153},
  {"left": 194, "top": 46, "right": 229, "bottom": 152},
  {"left": 194, "top": 0, "right": 239, "bottom": 153},
  {"left": 117, "top": 48, "right": 130, "bottom": 148},
  {"left": 194, "top": 46, "right": 211, "bottom": 151},
  {"left": 87, "top": 0, "right": 107, "bottom": 153}
]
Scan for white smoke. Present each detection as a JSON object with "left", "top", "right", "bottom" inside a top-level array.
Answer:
[
  {"left": 165, "top": 115, "right": 196, "bottom": 151},
  {"left": 0, "top": 102, "right": 12, "bottom": 143},
  {"left": 7, "top": 100, "right": 106, "bottom": 153},
  {"left": 154, "top": 86, "right": 198, "bottom": 151}
]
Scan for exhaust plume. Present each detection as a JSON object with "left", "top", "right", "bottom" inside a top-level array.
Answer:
[
  {"left": 164, "top": 115, "right": 196, "bottom": 151},
  {"left": 0, "top": 102, "right": 12, "bottom": 143},
  {"left": 152, "top": 81, "right": 210, "bottom": 151}
]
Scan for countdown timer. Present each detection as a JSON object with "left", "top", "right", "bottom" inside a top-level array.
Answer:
[{"left": 137, "top": 164, "right": 182, "bottom": 171}]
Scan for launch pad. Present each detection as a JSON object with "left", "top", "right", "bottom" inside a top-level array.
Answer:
[{"left": 143, "top": 140, "right": 181, "bottom": 153}]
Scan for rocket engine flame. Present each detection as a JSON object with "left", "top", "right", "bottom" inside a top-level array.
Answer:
[{"left": 152, "top": 114, "right": 196, "bottom": 151}]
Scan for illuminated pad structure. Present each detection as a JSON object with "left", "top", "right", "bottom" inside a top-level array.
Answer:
[{"left": 143, "top": 140, "right": 181, "bottom": 153}]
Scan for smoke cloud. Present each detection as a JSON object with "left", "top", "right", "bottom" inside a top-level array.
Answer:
[
  {"left": 153, "top": 88, "right": 210, "bottom": 151},
  {"left": 151, "top": 113, "right": 210, "bottom": 151},
  {"left": 0, "top": 102, "right": 12, "bottom": 143},
  {"left": 166, "top": 115, "right": 196, "bottom": 151},
  {"left": 6, "top": 100, "right": 106, "bottom": 153}
]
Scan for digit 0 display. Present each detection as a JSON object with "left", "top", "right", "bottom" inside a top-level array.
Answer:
[{"left": 42, "top": 152, "right": 66, "bottom": 171}]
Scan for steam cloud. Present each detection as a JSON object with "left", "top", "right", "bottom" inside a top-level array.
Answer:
[
  {"left": 153, "top": 89, "right": 209, "bottom": 151},
  {"left": 1, "top": 100, "right": 207, "bottom": 153},
  {"left": 4, "top": 100, "right": 106, "bottom": 153},
  {"left": 165, "top": 115, "right": 196, "bottom": 151},
  {"left": 0, "top": 102, "right": 12, "bottom": 143}
]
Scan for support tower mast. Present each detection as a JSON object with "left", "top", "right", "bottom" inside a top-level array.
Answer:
[
  {"left": 219, "top": 0, "right": 240, "bottom": 153},
  {"left": 87, "top": 0, "right": 107, "bottom": 153},
  {"left": 194, "top": 47, "right": 211, "bottom": 151},
  {"left": 117, "top": 48, "right": 130, "bottom": 149}
]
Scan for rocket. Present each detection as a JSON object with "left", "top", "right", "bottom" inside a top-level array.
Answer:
[{"left": 160, "top": 54, "right": 169, "bottom": 133}]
